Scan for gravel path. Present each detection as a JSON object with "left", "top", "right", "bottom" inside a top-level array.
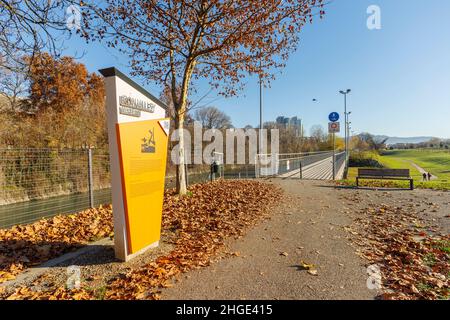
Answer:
[
  {"left": 409, "top": 161, "right": 438, "bottom": 180},
  {"left": 161, "top": 179, "right": 450, "bottom": 300},
  {"left": 162, "top": 179, "right": 377, "bottom": 300}
]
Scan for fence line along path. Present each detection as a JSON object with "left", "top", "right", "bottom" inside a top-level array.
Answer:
[{"left": 277, "top": 152, "right": 346, "bottom": 180}]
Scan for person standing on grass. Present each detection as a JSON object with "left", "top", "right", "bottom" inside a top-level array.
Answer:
[
  {"left": 423, "top": 173, "right": 427, "bottom": 181},
  {"left": 427, "top": 172, "right": 432, "bottom": 181}
]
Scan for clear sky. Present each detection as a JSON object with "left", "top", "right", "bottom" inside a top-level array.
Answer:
[{"left": 64, "top": 0, "right": 450, "bottom": 138}]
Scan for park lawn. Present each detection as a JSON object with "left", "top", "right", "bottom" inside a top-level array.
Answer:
[
  {"left": 343, "top": 149, "right": 450, "bottom": 191},
  {"left": 380, "top": 149, "right": 450, "bottom": 182},
  {"left": 378, "top": 153, "right": 423, "bottom": 181}
]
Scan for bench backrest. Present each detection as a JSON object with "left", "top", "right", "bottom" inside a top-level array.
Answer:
[{"left": 358, "top": 168, "right": 410, "bottom": 178}]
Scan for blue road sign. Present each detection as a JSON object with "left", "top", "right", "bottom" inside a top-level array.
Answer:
[{"left": 329, "top": 112, "right": 340, "bottom": 122}]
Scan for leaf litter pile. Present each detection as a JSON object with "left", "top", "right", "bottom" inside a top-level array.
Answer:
[
  {"left": 1, "top": 180, "right": 282, "bottom": 300},
  {"left": 344, "top": 196, "right": 449, "bottom": 300},
  {"left": 0, "top": 206, "right": 114, "bottom": 284}
]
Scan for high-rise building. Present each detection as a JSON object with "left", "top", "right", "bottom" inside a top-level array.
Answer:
[{"left": 275, "top": 116, "right": 303, "bottom": 137}]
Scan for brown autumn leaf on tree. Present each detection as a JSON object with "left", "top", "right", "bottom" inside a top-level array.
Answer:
[
  {"left": 0, "top": 52, "right": 107, "bottom": 149},
  {"left": 28, "top": 52, "right": 106, "bottom": 113},
  {"left": 6, "top": 53, "right": 108, "bottom": 149},
  {"left": 78, "top": 0, "right": 326, "bottom": 195}
]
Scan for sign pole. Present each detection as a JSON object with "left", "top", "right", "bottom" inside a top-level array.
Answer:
[
  {"left": 332, "top": 132, "right": 336, "bottom": 180},
  {"left": 328, "top": 112, "right": 340, "bottom": 181}
]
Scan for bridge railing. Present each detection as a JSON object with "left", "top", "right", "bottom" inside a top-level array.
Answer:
[{"left": 255, "top": 151, "right": 345, "bottom": 180}]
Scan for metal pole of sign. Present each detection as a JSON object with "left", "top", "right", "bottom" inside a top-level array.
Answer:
[
  {"left": 185, "top": 163, "right": 189, "bottom": 187},
  {"left": 332, "top": 133, "right": 336, "bottom": 181},
  {"left": 87, "top": 148, "right": 94, "bottom": 208}
]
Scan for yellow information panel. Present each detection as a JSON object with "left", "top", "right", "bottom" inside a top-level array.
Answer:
[{"left": 116, "top": 118, "right": 169, "bottom": 254}]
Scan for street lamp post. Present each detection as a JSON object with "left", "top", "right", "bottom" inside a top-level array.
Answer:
[
  {"left": 259, "top": 58, "right": 265, "bottom": 155},
  {"left": 346, "top": 114, "right": 352, "bottom": 161},
  {"left": 347, "top": 121, "right": 352, "bottom": 158},
  {"left": 339, "top": 89, "right": 351, "bottom": 177}
]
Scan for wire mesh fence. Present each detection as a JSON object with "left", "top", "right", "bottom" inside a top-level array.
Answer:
[
  {"left": 0, "top": 149, "right": 256, "bottom": 229},
  {"left": 0, "top": 148, "right": 343, "bottom": 229},
  {"left": 0, "top": 148, "right": 110, "bottom": 228}
]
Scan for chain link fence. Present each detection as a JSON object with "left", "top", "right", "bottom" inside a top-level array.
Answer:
[
  {"left": 0, "top": 148, "right": 343, "bottom": 229},
  {"left": 0, "top": 148, "right": 111, "bottom": 228},
  {"left": 0, "top": 149, "right": 256, "bottom": 229}
]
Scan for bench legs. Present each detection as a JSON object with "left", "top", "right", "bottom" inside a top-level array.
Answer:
[{"left": 356, "top": 177, "right": 414, "bottom": 190}]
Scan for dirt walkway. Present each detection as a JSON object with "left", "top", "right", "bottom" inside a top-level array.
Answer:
[
  {"left": 409, "top": 161, "right": 438, "bottom": 180},
  {"left": 162, "top": 179, "right": 377, "bottom": 300},
  {"left": 161, "top": 179, "right": 450, "bottom": 300}
]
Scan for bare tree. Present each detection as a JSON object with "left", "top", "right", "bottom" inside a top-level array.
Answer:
[
  {"left": 358, "top": 133, "right": 388, "bottom": 151},
  {"left": 310, "top": 125, "right": 325, "bottom": 142},
  {"left": 0, "top": 0, "right": 69, "bottom": 72},
  {"left": 0, "top": 61, "right": 28, "bottom": 112},
  {"left": 194, "top": 106, "right": 232, "bottom": 129}
]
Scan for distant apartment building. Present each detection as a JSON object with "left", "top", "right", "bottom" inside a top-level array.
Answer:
[{"left": 275, "top": 116, "right": 303, "bottom": 137}]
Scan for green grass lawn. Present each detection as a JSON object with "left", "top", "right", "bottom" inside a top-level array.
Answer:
[
  {"left": 380, "top": 149, "right": 450, "bottom": 182},
  {"left": 344, "top": 149, "right": 450, "bottom": 190}
]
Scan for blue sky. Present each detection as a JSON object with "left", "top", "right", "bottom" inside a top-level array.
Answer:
[{"left": 65, "top": 0, "right": 450, "bottom": 138}]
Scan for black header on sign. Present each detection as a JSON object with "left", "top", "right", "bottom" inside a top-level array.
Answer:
[{"left": 99, "top": 67, "right": 167, "bottom": 111}]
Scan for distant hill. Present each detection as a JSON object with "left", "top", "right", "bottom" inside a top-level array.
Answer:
[{"left": 372, "top": 135, "right": 436, "bottom": 145}]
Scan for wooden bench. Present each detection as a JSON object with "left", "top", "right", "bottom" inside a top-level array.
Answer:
[{"left": 356, "top": 168, "right": 414, "bottom": 190}]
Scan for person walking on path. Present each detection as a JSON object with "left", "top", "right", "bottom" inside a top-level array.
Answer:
[
  {"left": 423, "top": 173, "right": 427, "bottom": 181},
  {"left": 427, "top": 172, "right": 432, "bottom": 181}
]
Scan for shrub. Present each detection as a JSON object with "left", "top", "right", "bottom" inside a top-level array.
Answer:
[{"left": 349, "top": 151, "right": 383, "bottom": 168}]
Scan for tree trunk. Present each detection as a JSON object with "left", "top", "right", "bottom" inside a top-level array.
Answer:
[
  {"left": 174, "top": 58, "right": 196, "bottom": 195},
  {"left": 175, "top": 111, "right": 187, "bottom": 195}
]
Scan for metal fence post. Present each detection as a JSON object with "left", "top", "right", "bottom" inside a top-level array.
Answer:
[
  {"left": 87, "top": 148, "right": 94, "bottom": 208},
  {"left": 299, "top": 162, "right": 303, "bottom": 179}
]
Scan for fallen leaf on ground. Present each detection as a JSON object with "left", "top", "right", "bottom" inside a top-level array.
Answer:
[
  {"left": 3, "top": 180, "right": 283, "bottom": 300},
  {"left": 299, "top": 261, "right": 316, "bottom": 270},
  {"left": 307, "top": 270, "right": 318, "bottom": 276}
]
